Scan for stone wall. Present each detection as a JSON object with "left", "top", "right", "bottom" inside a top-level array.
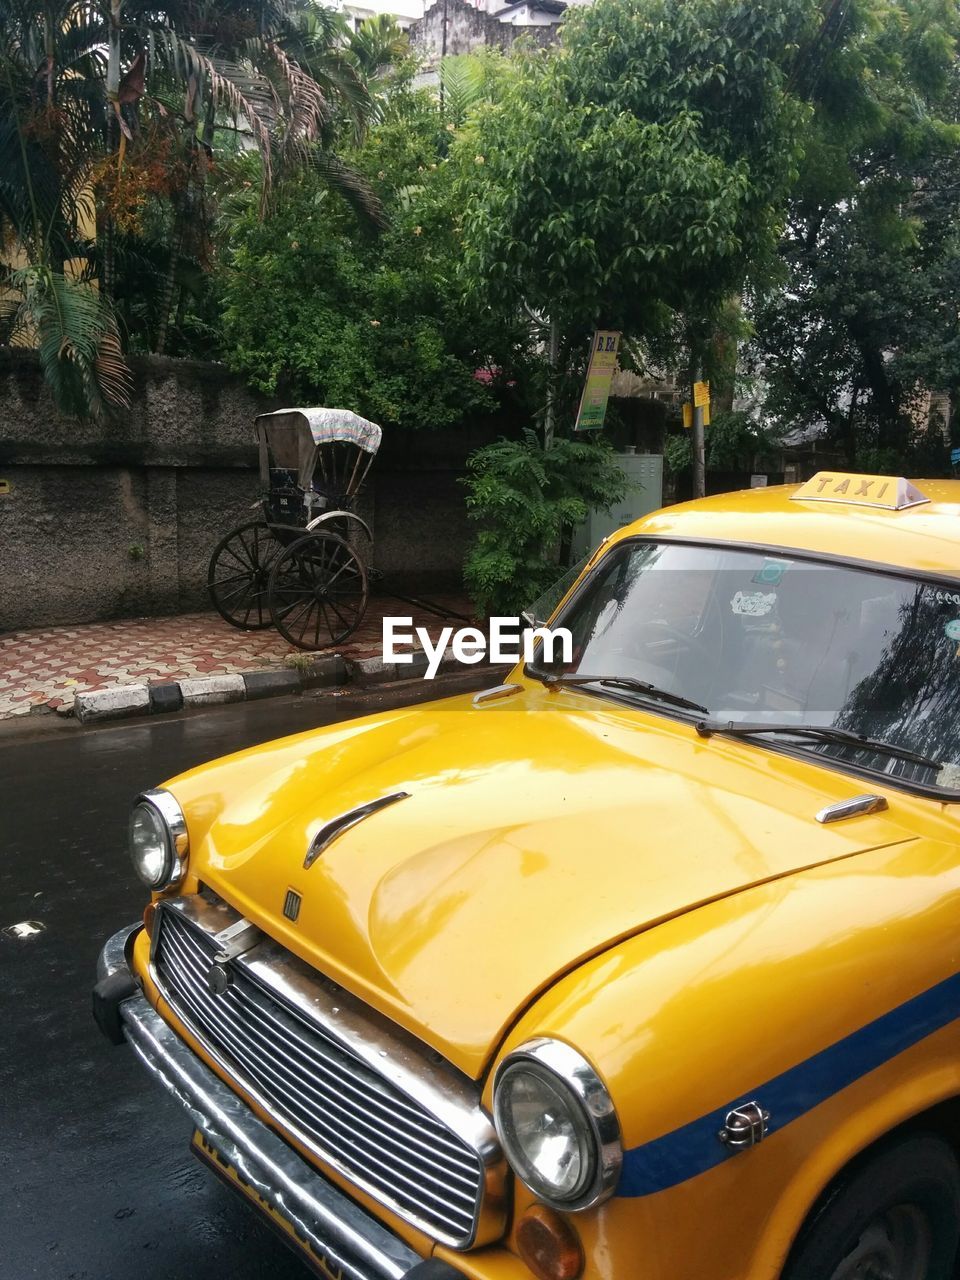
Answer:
[
  {"left": 0, "top": 351, "right": 498, "bottom": 632},
  {"left": 410, "top": 0, "right": 560, "bottom": 67}
]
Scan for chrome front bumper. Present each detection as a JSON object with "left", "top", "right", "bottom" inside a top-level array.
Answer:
[{"left": 95, "top": 925, "right": 460, "bottom": 1280}]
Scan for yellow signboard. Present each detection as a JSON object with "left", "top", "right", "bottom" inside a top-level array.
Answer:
[
  {"left": 693, "top": 380, "right": 710, "bottom": 408},
  {"left": 682, "top": 402, "right": 710, "bottom": 429},
  {"left": 575, "top": 331, "right": 621, "bottom": 431},
  {"left": 792, "top": 472, "right": 930, "bottom": 511}
]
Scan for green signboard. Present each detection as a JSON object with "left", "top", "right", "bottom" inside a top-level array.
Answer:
[{"left": 575, "top": 330, "right": 621, "bottom": 431}]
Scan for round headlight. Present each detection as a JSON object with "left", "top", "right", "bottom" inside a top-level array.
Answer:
[
  {"left": 493, "top": 1039, "right": 621, "bottom": 1211},
  {"left": 129, "top": 790, "right": 188, "bottom": 890}
]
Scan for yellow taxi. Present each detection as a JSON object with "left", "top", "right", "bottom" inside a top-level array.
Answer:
[{"left": 95, "top": 473, "right": 960, "bottom": 1280}]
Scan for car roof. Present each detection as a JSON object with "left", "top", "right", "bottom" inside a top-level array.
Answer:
[{"left": 620, "top": 477, "right": 960, "bottom": 579}]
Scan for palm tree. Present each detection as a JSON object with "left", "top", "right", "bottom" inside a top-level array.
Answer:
[
  {"left": 0, "top": 0, "right": 106, "bottom": 264},
  {"left": 1, "top": 0, "right": 390, "bottom": 409},
  {"left": 106, "top": 0, "right": 389, "bottom": 349},
  {"left": 0, "top": 0, "right": 131, "bottom": 415},
  {"left": 347, "top": 14, "right": 411, "bottom": 126}
]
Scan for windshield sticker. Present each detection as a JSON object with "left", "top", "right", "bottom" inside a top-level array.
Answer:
[
  {"left": 944, "top": 620, "right": 960, "bottom": 642},
  {"left": 753, "top": 560, "right": 789, "bottom": 586},
  {"left": 935, "top": 590, "right": 960, "bottom": 608},
  {"left": 731, "top": 590, "right": 777, "bottom": 617}
]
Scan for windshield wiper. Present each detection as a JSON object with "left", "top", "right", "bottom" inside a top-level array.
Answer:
[
  {"left": 534, "top": 672, "right": 709, "bottom": 715},
  {"left": 694, "top": 719, "right": 941, "bottom": 771}
]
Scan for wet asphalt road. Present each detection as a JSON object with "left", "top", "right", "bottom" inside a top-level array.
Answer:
[{"left": 0, "top": 676, "right": 487, "bottom": 1280}]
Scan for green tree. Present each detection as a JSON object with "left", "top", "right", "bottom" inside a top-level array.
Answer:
[
  {"left": 217, "top": 88, "right": 531, "bottom": 430},
  {"left": 347, "top": 15, "right": 413, "bottom": 120},
  {"left": 458, "top": 0, "right": 818, "bottom": 439},
  {"left": 462, "top": 429, "right": 630, "bottom": 615},
  {"left": 749, "top": 0, "right": 960, "bottom": 468}
]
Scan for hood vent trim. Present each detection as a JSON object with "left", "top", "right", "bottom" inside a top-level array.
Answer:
[{"left": 304, "top": 791, "right": 410, "bottom": 869}]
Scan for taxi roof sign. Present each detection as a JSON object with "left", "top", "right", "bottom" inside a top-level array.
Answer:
[{"left": 791, "top": 472, "right": 930, "bottom": 511}]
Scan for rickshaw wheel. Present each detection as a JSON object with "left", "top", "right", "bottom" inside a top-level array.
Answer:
[
  {"left": 208, "top": 521, "right": 281, "bottom": 630},
  {"left": 268, "top": 531, "right": 369, "bottom": 651}
]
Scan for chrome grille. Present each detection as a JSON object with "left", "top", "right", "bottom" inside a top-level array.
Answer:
[{"left": 153, "top": 904, "right": 484, "bottom": 1245}]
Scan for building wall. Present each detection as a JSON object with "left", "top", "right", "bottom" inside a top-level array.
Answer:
[
  {"left": 409, "top": 0, "right": 559, "bottom": 66},
  {"left": 496, "top": 6, "right": 558, "bottom": 24},
  {"left": 0, "top": 351, "right": 498, "bottom": 632}
]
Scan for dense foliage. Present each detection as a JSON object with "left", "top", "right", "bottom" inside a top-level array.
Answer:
[
  {"left": 457, "top": 0, "right": 818, "bottom": 377},
  {"left": 662, "top": 409, "right": 780, "bottom": 476},
  {"left": 0, "top": 0, "right": 388, "bottom": 413},
  {"left": 462, "top": 430, "right": 630, "bottom": 615},
  {"left": 453, "top": 0, "right": 824, "bottom": 607},
  {"left": 748, "top": 0, "right": 960, "bottom": 469},
  {"left": 217, "top": 87, "right": 531, "bottom": 430}
]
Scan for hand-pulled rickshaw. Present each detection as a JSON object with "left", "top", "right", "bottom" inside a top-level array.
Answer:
[{"left": 207, "top": 408, "right": 381, "bottom": 651}]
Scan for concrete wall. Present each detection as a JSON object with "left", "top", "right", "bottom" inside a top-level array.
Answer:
[
  {"left": 410, "top": 0, "right": 559, "bottom": 67},
  {"left": 0, "top": 351, "right": 498, "bottom": 632}
]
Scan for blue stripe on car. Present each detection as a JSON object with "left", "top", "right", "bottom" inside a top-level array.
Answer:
[{"left": 617, "top": 968, "right": 960, "bottom": 1197}]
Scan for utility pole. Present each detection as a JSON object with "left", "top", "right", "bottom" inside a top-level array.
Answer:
[
  {"left": 688, "top": 329, "right": 707, "bottom": 497},
  {"left": 439, "top": 0, "right": 449, "bottom": 113},
  {"left": 544, "top": 317, "right": 559, "bottom": 450},
  {"left": 692, "top": 371, "right": 706, "bottom": 499}
]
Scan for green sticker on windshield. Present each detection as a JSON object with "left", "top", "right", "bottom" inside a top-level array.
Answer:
[
  {"left": 753, "top": 560, "right": 789, "bottom": 586},
  {"left": 945, "top": 620, "right": 960, "bottom": 641}
]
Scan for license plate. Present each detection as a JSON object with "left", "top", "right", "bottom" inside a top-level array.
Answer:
[{"left": 190, "top": 1129, "right": 341, "bottom": 1278}]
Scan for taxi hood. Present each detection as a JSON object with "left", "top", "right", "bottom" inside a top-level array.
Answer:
[{"left": 171, "top": 690, "right": 913, "bottom": 1077}]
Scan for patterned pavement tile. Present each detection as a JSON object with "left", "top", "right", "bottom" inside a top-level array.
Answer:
[{"left": 0, "top": 593, "right": 474, "bottom": 720}]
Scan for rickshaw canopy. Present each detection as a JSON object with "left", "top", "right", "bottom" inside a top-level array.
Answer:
[
  {"left": 257, "top": 407, "right": 382, "bottom": 453},
  {"left": 255, "top": 408, "right": 382, "bottom": 494}
]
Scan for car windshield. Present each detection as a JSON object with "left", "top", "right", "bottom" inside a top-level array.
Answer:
[{"left": 532, "top": 540, "right": 960, "bottom": 796}]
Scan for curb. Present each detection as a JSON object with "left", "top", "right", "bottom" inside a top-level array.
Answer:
[
  {"left": 74, "top": 654, "right": 345, "bottom": 725},
  {"left": 70, "top": 651, "right": 494, "bottom": 725}
]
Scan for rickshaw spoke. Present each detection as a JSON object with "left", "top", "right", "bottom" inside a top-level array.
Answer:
[
  {"left": 329, "top": 574, "right": 363, "bottom": 607},
  {"left": 272, "top": 589, "right": 311, "bottom": 622},
  {"left": 306, "top": 543, "right": 328, "bottom": 581},
  {"left": 316, "top": 539, "right": 333, "bottom": 578},
  {"left": 216, "top": 582, "right": 257, "bottom": 605},
  {"left": 325, "top": 598, "right": 354, "bottom": 631},
  {"left": 212, "top": 577, "right": 256, "bottom": 599},
  {"left": 287, "top": 597, "right": 315, "bottom": 644},
  {"left": 219, "top": 545, "right": 255, "bottom": 573},
  {"left": 233, "top": 534, "right": 259, "bottom": 573},
  {"left": 304, "top": 547, "right": 326, "bottom": 584},
  {"left": 304, "top": 601, "right": 324, "bottom": 646},
  {"left": 318, "top": 599, "right": 337, "bottom": 641},
  {"left": 281, "top": 596, "right": 315, "bottom": 635},
  {"left": 329, "top": 571, "right": 362, "bottom": 602},
  {"left": 323, "top": 558, "right": 358, "bottom": 590}
]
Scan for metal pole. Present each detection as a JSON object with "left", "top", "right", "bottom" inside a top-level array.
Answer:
[
  {"left": 692, "top": 371, "right": 706, "bottom": 499},
  {"left": 439, "top": 0, "right": 448, "bottom": 113},
  {"left": 544, "top": 317, "right": 559, "bottom": 450}
]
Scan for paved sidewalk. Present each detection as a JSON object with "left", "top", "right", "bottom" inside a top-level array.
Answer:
[{"left": 0, "top": 593, "right": 473, "bottom": 720}]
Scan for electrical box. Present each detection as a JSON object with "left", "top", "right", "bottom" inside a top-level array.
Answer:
[{"left": 572, "top": 452, "right": 663, "bottom": 560}]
